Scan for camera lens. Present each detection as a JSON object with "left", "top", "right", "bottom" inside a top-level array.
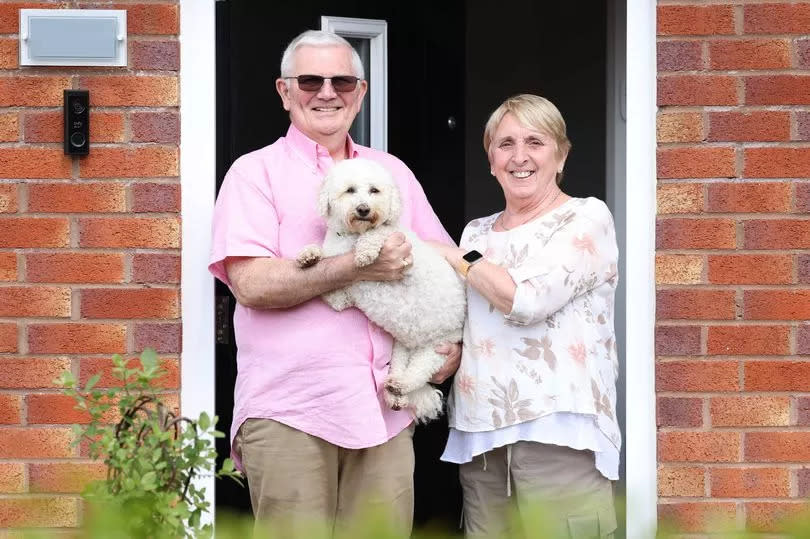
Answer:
[
  {"left": 72, "top": 100, "right": 85, "bottom": 115},
  {"left": 70, "top": 132, "right": 86, "bottom": 148}
]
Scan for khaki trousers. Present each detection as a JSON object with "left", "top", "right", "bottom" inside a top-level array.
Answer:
[
  {"left": 234, "top": 418, "right": 415, "bottom": 538},
  {"left": 459, "top": 442, "right": 617, "bottom": 539}
]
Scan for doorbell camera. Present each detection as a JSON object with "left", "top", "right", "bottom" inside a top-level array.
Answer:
[{"left": 64, "top": 90, "right": 89, "bottom": 156}]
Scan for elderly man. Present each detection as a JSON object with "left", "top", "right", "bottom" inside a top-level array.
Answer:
[{"left": 209, "top": 30, "right": 460, "bottom": 536}]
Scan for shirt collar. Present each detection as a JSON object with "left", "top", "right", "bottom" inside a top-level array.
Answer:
[{"left": 285, "top": 124, "right": 359, "bottom": 171}]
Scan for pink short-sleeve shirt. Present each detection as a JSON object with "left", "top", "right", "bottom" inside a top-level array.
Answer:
[{"left": 209, "top": 125, "right": 453, "bottom": 466}]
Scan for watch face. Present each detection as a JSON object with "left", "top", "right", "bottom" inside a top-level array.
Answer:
[{"left": 463, "top": 250, "right": 484, "bottom": 264}]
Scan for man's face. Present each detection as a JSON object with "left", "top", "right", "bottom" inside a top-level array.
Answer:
[{"left": 276, "top": 45, "right": 368, "bottom": 144}]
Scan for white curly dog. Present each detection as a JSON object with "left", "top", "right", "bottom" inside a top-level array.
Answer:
[{"left": 296, "top": 158, "right": 466, "bottom": 422}]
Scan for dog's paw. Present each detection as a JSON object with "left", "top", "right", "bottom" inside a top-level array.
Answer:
[
  {"left": 384, "top": 378, "right": 405, "bottom": 397},
  {"left": 354, "top": 249, "right": 377, "bottom": 268},
  {"left": 383, "top": 387, "right": 408, "bottom": 411},
  {"left": 296, "top": 245, "right": 323, "bottom": 268}
]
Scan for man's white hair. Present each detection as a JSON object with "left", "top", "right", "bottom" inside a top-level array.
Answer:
[{"left": 280, "top": 30, "right": 364, "bottom": 79}]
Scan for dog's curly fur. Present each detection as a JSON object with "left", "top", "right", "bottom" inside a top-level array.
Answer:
[{"left": 296, "top": 158, "right": 466, "bottom": 422}]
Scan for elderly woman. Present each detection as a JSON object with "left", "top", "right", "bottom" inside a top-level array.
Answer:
[{"left": 437, "top": 94, "right": 620, "bottom": 538}]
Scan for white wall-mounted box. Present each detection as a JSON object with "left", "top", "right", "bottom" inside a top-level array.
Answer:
[{"left": 19, "top": 9, "right": 127, "bottom": 67}]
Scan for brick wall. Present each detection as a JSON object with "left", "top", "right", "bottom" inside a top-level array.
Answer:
[
  {"left": 656, "top": 2, "right": 810, "bottom": 534},
  {"left": 0, "top": 1, "right": 180, "bottom": 531}
]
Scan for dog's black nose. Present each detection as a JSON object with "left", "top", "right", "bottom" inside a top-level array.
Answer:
[{"left": 356, "top": 204, "right": 370, "bottom": 217}]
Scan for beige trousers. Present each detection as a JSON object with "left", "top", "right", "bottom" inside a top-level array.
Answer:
[
  {"left": 459, "top": 442, "right": 617, "bottom": 539},
  {"left": 234, "top": 418, "right": 415, "bottom": 538}
]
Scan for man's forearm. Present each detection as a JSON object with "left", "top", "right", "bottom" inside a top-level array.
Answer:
[{"left": 226, "top": 254, "right": 357, "bottom": 309}]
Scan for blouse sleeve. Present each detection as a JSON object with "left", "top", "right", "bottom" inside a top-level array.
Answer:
[{"left": 504, "top": 200, "right": 618, "bottom": 326}]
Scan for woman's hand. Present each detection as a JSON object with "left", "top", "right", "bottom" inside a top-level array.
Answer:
[{"left": 431, "top": 342, "right": 462, "bottom": 383}]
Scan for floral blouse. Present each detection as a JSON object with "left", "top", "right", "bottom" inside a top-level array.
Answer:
[{"left": 447, "top": 197, "right": 621, "bottom": 452}]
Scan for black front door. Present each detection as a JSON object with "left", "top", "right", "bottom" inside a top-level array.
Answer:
[{"left": 215, "top": 1, "right": 466, "bottom": 533}]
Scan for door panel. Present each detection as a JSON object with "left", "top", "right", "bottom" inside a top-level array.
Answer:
[{"left": 216, "top": 1, "right": 465, "bottom": 532}]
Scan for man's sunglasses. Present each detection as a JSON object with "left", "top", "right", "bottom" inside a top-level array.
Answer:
[{"left": 284, "top": 75, "right": 361, "bottom": 93}]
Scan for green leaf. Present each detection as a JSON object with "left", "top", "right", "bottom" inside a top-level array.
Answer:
[
  {"left": 221, "top": 458, "right": 235, "bottom": 473},
  {"left": 84, "top": 373, "right": 101, "bottom": 392},
  {"left": 198, "top": 412, "right": 211, "bottom": 431},
  {"left": 140, "top": 471, "right": 157, "bottom": 491},
  {"left": 140, "top": 348, "right": 158, "bottom": 371}
]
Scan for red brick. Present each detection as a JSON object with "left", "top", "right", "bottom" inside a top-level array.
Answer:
[
  {"left": 657, "top": 41, "right": 703, "bottom": 71},
  {"left": 658, "top": 147, "right": 736, "bottom": 179},
  {"left": 657, "top": 184, "right": 703, "bottom": 214},
  {"left": 657, "top": 289, "right": 735, "bottom": 320},
  {"left": 27, "top": 393, "right": 91, "bottom": 424},
  {"left": 24, "top": 111, "right": 125, "bottom": 143},
  {"left": 131, "top": 40, "right": 179, "bottom": 71},
  {"left": 659, "top": 75, "right": 738, "bottom": 106},
  {"left": 0, "top": 252, "right": 15, "bottom": 281},
  {"left": 0, "top": 323, "right": 16, "bottom": 353},
  {"left": 711, "top": 468, "right": 789, "bottom": 498},
  {"left": 0, "top": 463, "right": 24, "bottom": 492},
  {"left": 746, "top": 432, "right": 810, "bottom": 462},
  {"left": 656, "top": 361, "right": 739, "bottom": 392},
  {"left": 0, "top": 427, "right": 74, "bottom": 458},
  {"left": 0, "top": 76, "right": 71, "bottom": 107},
  {"left": 657, "top": 397, "right": 702, "bottom": 428},
  {"left": 709, "top": 39, "right": 790, "bottom": 70},
  {"left": 0, "top": 38, "right": 18, "bottom": 69},
  {"left": 134, "top": 322, "right": 181, "bottom": 354},
  {"left": 27, "top": 253, "right": 124, "bottom": 284},
  {"left": 79, "top": 75, "right": 178, "bottom": 106},
  {"left": 0, "top": 112, "right": 17, "bottom": 141},
  {"left": 0, "top": 357, "right": 71, "bottom": 389},
  {"left": 657, "top": 113, "right": 703, "bottom": 144},
  {"left": 658, "top": 5, "right": 735, "bottom": 35},
  {"left": 656, "top": 254, "right": 703, "bottom": 285},
  {"left": 800, "top": 39, "right": 810, "bottom": 70},
  {"left": 81, "top": 288, "right": 179, "bottom": 319},
  {"left": 746, "top": 361, "right": 810, "bottom": 391},
  {"left": 0, "top": 394, "right": 20, "bottom": 424},
  {"left": 0, "top": 497, "right": 79, "bottom": 528},
  {"left": 709, "top": 255, "right": 792, "bottom": 285},
  {"left": 744, "top": 4, "right": 810, "bottom": 34},
  {"left": 0, "top": 3, "right": 68, "bottom": 33},
  {"left": 132, "top": 182, "right": 180, "bottom": 212},
  {"left": 708, "top": 325, "right": 789, "bottom": 355},
  {"left": 0, "top": 148, "right": 71, "bottom": 179},
  {"left": 0, "top": 218, "right": 69, "bottom": 248},
  {"left": 798, "top": 183, "right": 810, "bottom": 212},
  {"left": 656, "top": 218, "right": 736, "bottom": 249},
  {"left": 656, "top": 326, "right": 702, "bottom": 356},
  {"left": 28, "top": 323, "right": 126, "bottom": 354},
  {"left": 132, "top": 253, "right": 180, "bottom": 284},
  {"left": 746, "top": 76, "right": 810, "bottom": 106},
  {"left": 28, "top": 183, "right": 126, "bottom": 213},
  {"left": 117, "top": 3, "right": 179, "bottom": 35},
  {"left": 0, "top": 183, "right": 17, "bottom": 212},
  {"left": 80, "top": 356, "right": 179, "bottom": 389},
  {"left": 81, "top": 147, "right": 178, "bottom": 178},
  {"left": 801, "top": 255, "right": 810, "bottom": 285},
  {"left": 29, "top": 462, "right": 106, "bottom": 493},
  {"left": 745, "top": 290, "right": 810, "bottom": 320},
  {"left": 0, "top": 286, "right": 70, "bottom": 317},
  {"left": 79, "top": 217, "right": 180, "bottom": 248},
  {"left": 658, "top": 466, "right": 705, "bottom": 497},
  {"left": 799, "top": 468, "right": 810, "bottom": 496},
  {"left": 659, "top": 432, "right": 740, "bottom": 463},
  {"left": 746, "top": 502, "right": 807, "bottom": 533},
  {"left": 801, "top": 324, "right": 810, "bottom": 355},
  {"left": 708, "top": 182, "right": 791, "bottom": 213},
  {"left": 711, "top": 396, "right": 790, "bottom": 427},
  {"left": 794, "top": 397, "right": 810, "bottom": 425},
  {"left": 708, "top": 111, "right": 789, "bottom": 142},
  {"left": 131, "top": 111, "right": 180, "bottom": 143},
  {"left": 658, "top": 502, "right": 736, "bottom": 534},
  {"left": 745, "top": 148, "right": 810, "bottom": 178},
  {"left": 744, "top": 220, "right": 810, "bottom": 249}
]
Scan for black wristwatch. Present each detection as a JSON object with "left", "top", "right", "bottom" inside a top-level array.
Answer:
[{"left": 459, "top": 250, "right": 484, "bottom": 278}]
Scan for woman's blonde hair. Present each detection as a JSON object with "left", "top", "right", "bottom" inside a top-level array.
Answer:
[{"left": 483, "top": 94, "right": 572, "bottom": 184}]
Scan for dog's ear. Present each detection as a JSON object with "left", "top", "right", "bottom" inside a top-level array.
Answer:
[
  {"left": 317, "top": 180, "right": 331, "bottom": 218},
  {"left": 386, "top": 178, "right": 402, "bottom": 225}
]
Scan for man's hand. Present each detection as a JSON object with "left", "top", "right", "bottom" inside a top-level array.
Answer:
[
  {"left": 431, "top": 342, "right": 461, "bottom": 383},
  {"left": 356, "top": 232, "right": 413, "bottom": 281}
]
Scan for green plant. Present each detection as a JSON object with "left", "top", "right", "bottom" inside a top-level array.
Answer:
[{"left": 58, "top": 348, "right": 243, "bottom": 538}]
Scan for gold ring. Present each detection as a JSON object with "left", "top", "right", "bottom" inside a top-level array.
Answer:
[{"left": 401, "top": 258, "right": 410, "bottom": 267}]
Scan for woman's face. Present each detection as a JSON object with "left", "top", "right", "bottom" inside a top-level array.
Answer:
[{"left": 488, "top": 112, "right": 566, "bottom": 204}]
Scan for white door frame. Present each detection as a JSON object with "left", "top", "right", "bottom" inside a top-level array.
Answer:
[{"left": 179, "top": 1, "right": 658, "bottom": 535}]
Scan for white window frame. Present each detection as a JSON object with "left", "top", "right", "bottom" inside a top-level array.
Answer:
[
  {"left": 180, "top": 1, "right": 657, "bottom": 535},
  {"left": 320, "top": 16, "right": 388, "bottom": 151}
]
